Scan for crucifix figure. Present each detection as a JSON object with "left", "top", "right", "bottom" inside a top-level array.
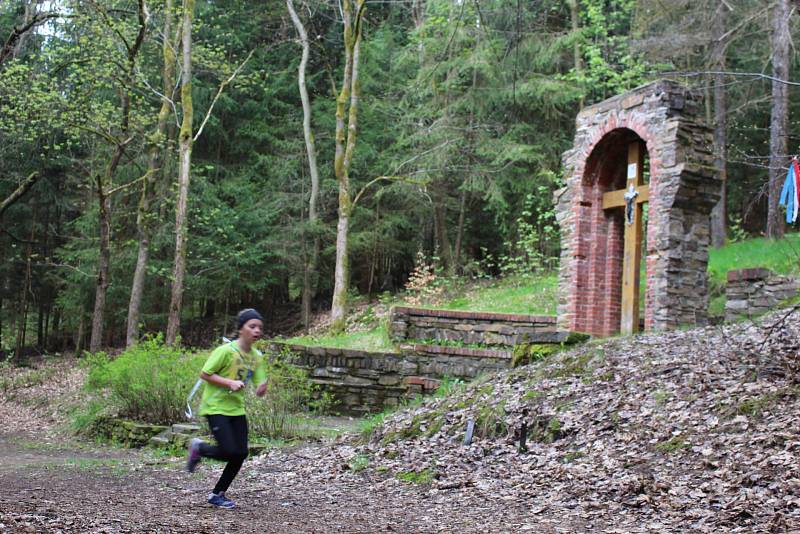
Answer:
[{"left": 602, "top": 141, "right": 649, "bottom": 334}]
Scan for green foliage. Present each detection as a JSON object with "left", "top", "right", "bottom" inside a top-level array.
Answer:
[
  {"left": 3, "top": 0, "right": 796, "bottom": 357},
  {"left": 245, "top": 349, "right": 334, "bottom": 439},
  {"left": 81, "top": 335, "right": 205, "bottom": 425},
  {"left": 569, "top": 0, "right": 648, "bottom": 102},
  {"left": 497, "top": 190, "right": 559, "bottom": 278}
]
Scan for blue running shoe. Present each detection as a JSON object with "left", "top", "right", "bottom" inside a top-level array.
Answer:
[
  {"left": 208, "top": 491, "right": 235, "bottom": 509},
  {"left": 186, "top": 438, "right": 203, "bottom": 473}
]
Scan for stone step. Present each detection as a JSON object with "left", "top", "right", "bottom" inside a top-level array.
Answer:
[
  {"left": 172, "top": 423, "right": 203, "bottom": 434},
  {"left": 149, "top": 431, "right": 172, "bottom": 447}
]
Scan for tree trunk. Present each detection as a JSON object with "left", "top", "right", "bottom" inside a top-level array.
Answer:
[
  {"left": 566, "top": 0, "right": 584, "bottom": 109},
  {"left": 127, "top": 0, "right": 175, "bottom": 347},
  {"left": 710, "top": 2, "right": 728, "bottom": 247},
  {"left": 89, "top": 0, "right": 147, "bottom": 353},
  {"left": 767, "top": 0, "right": 790, "bottom": 239},
  {"left": 288, "top": 0, "right": 321, "bottom": 333},
  {"left": 15, "top": 214, "right": 35, "bottom": 360},
  {"left": 434, "top": 202, "right": 454, "bottom": 275},
  {"left": 330, "top": 0, "right": 366, "bottom": 334},
  {"left": 76, "top": 312, "right": 85, "bottom": 355},
  {"left": 166, "top": 0, "right": 195, "bottom": 346},
  {"left": 89, "top": 181, "right": 111, "bottom": 353},
  {"left": 454, "top": 187, "right": 467, "bottom": 270}
]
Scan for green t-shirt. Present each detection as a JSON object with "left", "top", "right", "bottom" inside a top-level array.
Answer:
[{"left": 198, "top": 341, "right": 266, "bottom": 417}]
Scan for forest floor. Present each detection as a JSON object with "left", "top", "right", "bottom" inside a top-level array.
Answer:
[
  {"left": 3, "top": 307, "right": 800, "bottom": 533},
  {"left": 0, "top": 360, "right": 570, "bottom": 533}
]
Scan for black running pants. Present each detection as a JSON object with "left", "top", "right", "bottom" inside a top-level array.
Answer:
[{"left": 200, "top": 414, "right": 249, "bottom": 494}]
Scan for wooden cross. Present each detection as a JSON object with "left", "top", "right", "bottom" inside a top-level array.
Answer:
[{"left": 602, "top": 141, "right": 649, "bottom": 334}]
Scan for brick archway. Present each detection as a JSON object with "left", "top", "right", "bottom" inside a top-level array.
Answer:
[{"left": 555, "top": 80, "right": 721, "bottom": 336}]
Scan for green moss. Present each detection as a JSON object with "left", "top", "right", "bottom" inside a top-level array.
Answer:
[
  {"left": 396, "top": 468, "right": 435, "bottom": 485},
  {"left": 475, "top": 402, "right": 507, "bottom": 438},
  {"left": 655, "top": 435, "right": 689, "bottom": 454},
  {"left": 528, "top": 416, "right": 562, "bottom": 443},
  {"left": 512, "top": 343, "right": 559, "bottom": 367},
  {"left": 548, "top": 351, "right": 597, "bottom": 379},
  {"left": 562, "top": 451, "right": 584, "bottom": 463},
  {"left": 653, "top": 389, "right": 669, "bottom": 407},
  {"left": 511, "top": 333, "right": 589, "bottom": 368},
  {"left": 349, "top": 453, "right": 370, "bottom": 473}
]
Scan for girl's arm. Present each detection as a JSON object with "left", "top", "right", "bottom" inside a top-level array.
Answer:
[
  {"left": 255, "top": 381, "right": 268, "bottom": 397},
  {"left": 200, "top": 371, "right": 245, "bottom": 391}
]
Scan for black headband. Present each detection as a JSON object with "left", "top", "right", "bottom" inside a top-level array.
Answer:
[{"left": 237, "top": 308, "right": 263, "bottom": 329}]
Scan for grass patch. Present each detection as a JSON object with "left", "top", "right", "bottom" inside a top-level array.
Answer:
[
  {"left": 348, "top": 453, "right": 370, "bottom": 473},
  {"left": 435, "top": 274, "right": 558, "bottom": 315},
  {"left": 395, "top": 468, "right": 435, "bottom": 484},
  {"left": 283, "top": 324, "right": 396, "bottom": 353},
  {"left": 655, "top": 435, "right": 690, "bottom": 454},
  {"left": 706, "top": 233, "right": 800, "bottom": 316},
  {"left": 360, "top": 377, "right": 466, "bottom": 442},
  {"left": 723, "top": 390, "right": 790, "bottom": 420},
  {"left": 708, "top": 232, "right": 800, "bottom": 285}
]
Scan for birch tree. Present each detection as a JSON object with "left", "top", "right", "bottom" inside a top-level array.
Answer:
[
  {"left": 126, "top": 0, "right": 176, "bottom": 347},
  {"left": 330, "top": 0, "right": 366, "bottom": 334},
  {"left": 165, "top": 0, "right": 194, "bottom": 346},
  {"left": 287, "top": 0, "right": 321, "bottom": 333}
]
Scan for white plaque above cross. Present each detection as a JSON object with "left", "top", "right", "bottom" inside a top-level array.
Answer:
[{"left": 601, "top": 141, "right": 649, "bottom": 334}]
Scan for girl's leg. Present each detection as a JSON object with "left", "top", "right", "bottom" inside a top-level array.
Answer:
[{"left": 203, "top": 414, "right": 248, "bottom": 494}]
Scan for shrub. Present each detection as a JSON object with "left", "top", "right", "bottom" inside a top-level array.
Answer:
[
  {"left": 81, "top": 334, "right": 205, "bottom": 425},
  {"left": 246, "top": 348, "right": 333, "bottom": 439}
]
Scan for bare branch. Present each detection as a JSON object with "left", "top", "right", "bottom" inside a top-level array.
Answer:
[
  {"left": 0, "top": 172, "right": 40, "bottom": 219},
  {"left": 0, "top": 12, "right": 63, "bottom": 67},
  {"left": 352, "top": 175, "right": 426, "bottom": 208},
  {"left": 668, "top": 70, "right": 800, "bottom": 87},
  {"left": 193, "top": 48, "right": 256, "bottom": 142}
]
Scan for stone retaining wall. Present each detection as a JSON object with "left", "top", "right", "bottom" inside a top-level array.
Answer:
[
  {"left": 725, "top": 268, "right": 799, "bottom": 322},
  {"left": 389, "top": 306, "right": 561, "bottom": 346},
  {"left": 271, "top": 342, "right": 511, "bottom": 414}
]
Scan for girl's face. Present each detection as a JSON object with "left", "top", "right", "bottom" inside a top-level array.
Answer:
[{"left": 239, "top": 319, "right": 263, "bottom": 344}]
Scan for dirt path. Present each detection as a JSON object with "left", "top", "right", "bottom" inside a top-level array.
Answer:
[{"left": 0, "top": 429, "right": 558, "bottom": 534}]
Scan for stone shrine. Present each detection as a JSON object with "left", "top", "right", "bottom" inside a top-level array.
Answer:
[{"left": 555, "top": 80, "right": 721, "bottom": 336}]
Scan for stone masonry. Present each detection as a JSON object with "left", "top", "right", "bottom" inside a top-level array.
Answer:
[
  {"left": 555, "top": 80, "right": 721, "bottom": 336},
  {"left": 271, "top": 342, "right": 510, "bottom": 415},
  {"left": 389, "top": 306, "right": 564, "bottom": 346},
  {"left": 725, "top": 268, "right": 800, "bottom": 322}
]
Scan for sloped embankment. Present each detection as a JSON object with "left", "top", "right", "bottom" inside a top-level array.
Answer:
[{"left": 352, "top": 310, "right": 800, "bottom": 532}]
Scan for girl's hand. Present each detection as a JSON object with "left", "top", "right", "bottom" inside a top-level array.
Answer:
[
  {"left": 228, "top": 379, "right": 245, "bottom": 392},
  {"left": 256, "top": 381, "right": 268, "bottom": 397}
]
